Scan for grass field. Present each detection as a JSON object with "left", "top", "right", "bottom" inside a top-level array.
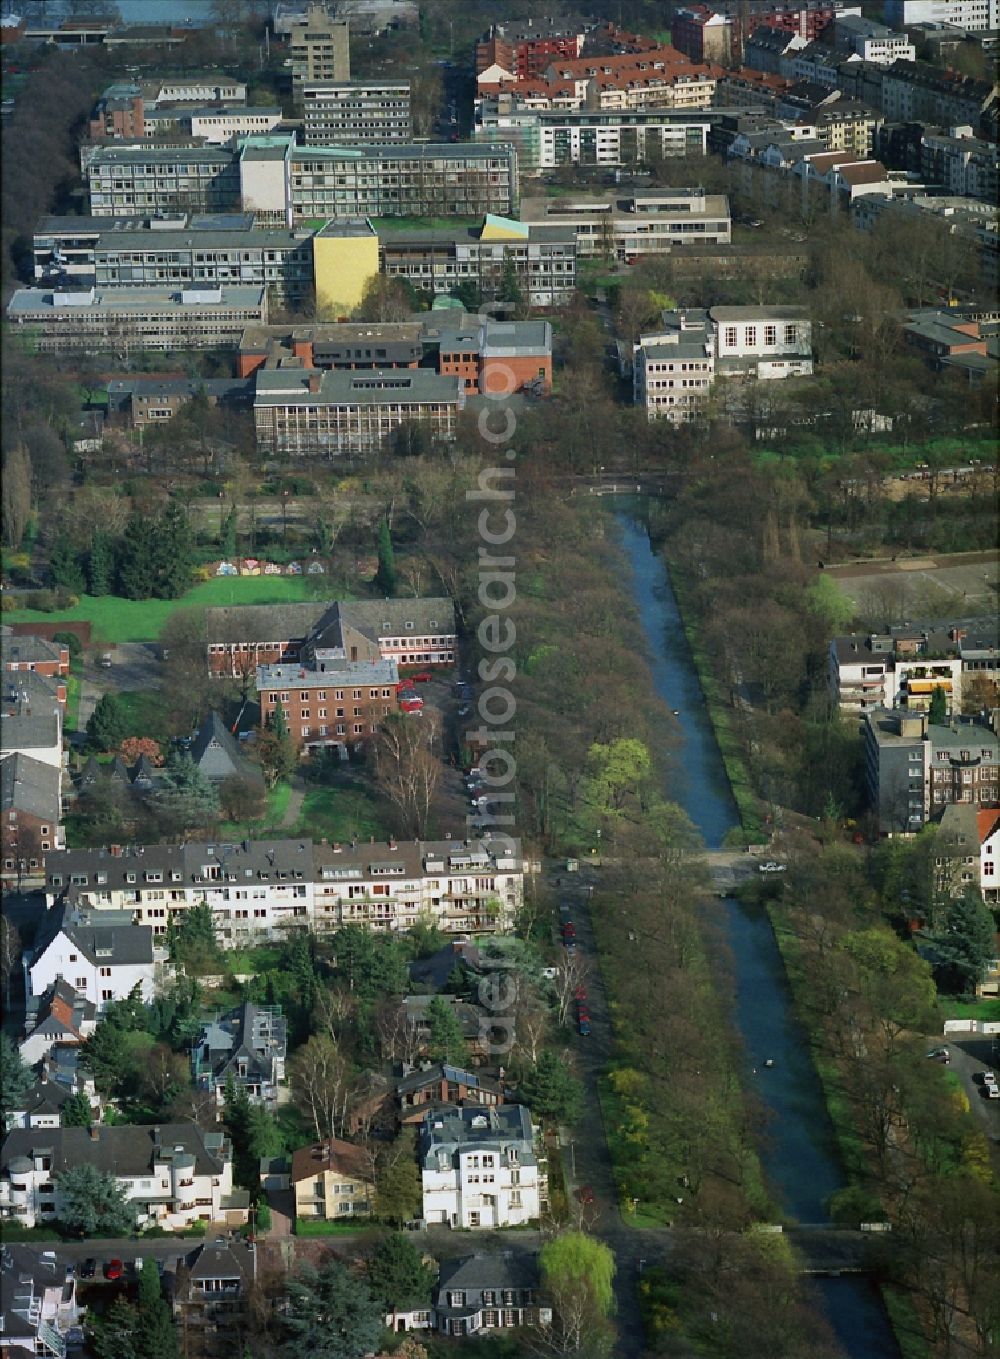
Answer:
[
  {"left": 5, "top": 576, "right": 319, "bottom": 643},
  {"left": 292, "top": 783, "right": 387, "bottom": 843}
]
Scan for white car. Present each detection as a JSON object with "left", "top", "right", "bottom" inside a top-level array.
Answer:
[{"left": 758, "top": 861, "right": 787, "bottom": 874}]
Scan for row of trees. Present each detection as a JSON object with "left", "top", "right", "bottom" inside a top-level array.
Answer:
[
  {"left": 766, "top": 840, "right": 1000, "bottom": 1354},
  {"left": 49, "top": 501, "right": 195, "bottom": 601}
]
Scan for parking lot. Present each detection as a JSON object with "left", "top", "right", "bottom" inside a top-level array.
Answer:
[{"left": 825, "top": 550, "right": 998, "bottom": 618}]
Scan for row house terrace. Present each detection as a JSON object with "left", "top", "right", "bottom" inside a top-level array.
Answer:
[
  {"left": 43, "top": 836, "right": 524, "bottom": 941},
  {"left": 45, "top": 840, "right": 315, "bottom": 945},
  {"left": 313, "top": 836, "right": 523, "bottom": 935}
]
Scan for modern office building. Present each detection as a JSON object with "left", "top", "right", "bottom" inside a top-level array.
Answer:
[
  {"left": 884, "top": 0, "right": 999, "bottom": 31},
  {"left": 252, "top": 366, "right": 465, "bottom": 456},
  {"left": 86, "top": 138, "right": 519, "bottom": 223},
  {"left": 380, "top": 214, "right": 576, "bottom": 307},
  {"left": 519, "top": 188, "right": 731, "bottom": 262},
  {"left": 301, "top": 80, "right": 412, "bottom": 144},
  {"left": 5, "top": 285, "right": 267, "bottom": 353}
]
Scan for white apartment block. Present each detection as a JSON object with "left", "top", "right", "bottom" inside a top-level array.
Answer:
[
  {"left": 312, "top": 837, "right": 523, "bottom": 935},
  {"left": 188, "top": 107, "right": 285, "bottom": 143},
  {"left": 419, "top": 1106, "right": 545, "bottom": 1229},
  {"left": 473, "top": 105, "right": 711, "bottom": 175},
  {"left": 884, "top": 0, "right": 999, "bottom": 30},
  {"left": 43, "top": 836, "right": 524, "bottom": 942},
  {"left": 829, "top": 622, "right": 997, "bottom": 715},
  {"left": 635, "top": 305, "right": 813, "bottom": 423},
  {"left": 0, "top": 1124, "right": 243, "bottom": 1232},
  {"left": 833, "top": 16, "right": 916, "bottom": 63}
]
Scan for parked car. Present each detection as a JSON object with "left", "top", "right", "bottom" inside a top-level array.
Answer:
[
  {"left": 411, "top": 671, "right": 432, "bottom": 683},
  {"left": 972, "top": 1071, "right": 996, "bottom": 1085},
  {"left": 79, "top": 1259, "right": 97, "bottom": 1280},
  {"left": 926, "top": 1048, "right": 950, "bottom": 1063},
  {"left": 562, "top": 922, "right": 576, "bottom": 939},
  {"left": 576, "top": 1185, "right": 595, "bottom": 1205},
  {"left": 980, "top": 1084, "right": 1000, "bottom": 1100},
  {"left": 104, "top": 1259, "right": 124, "bottom": 1281},
  {"left": 397, "top": 678, "right": 415, "bottom": 691},
  {"left": 578, "top": 1017, "right": 591, "bottom": 1036},
  {"left": 574, "top": 985, "right": 588, "bottom": 1001}
]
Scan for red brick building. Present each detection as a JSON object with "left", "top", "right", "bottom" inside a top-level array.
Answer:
[
  {"left": 256, "top": 660, "right": 400, "bottom": 753},
  {"left": 475, "top": 20, "right": 588, "bottom": 79},
  {"left": 1, "top": 632, "right": 70, "bottom": 679}
]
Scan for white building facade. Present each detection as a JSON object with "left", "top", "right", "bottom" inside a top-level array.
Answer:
[{"left": 419, "top": 1107, "right": 545, "bottom": 1229}]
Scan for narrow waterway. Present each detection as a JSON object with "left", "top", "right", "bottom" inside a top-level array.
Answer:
[{"left": 612, "top": 503, "right": 900, "bottom": 1359}]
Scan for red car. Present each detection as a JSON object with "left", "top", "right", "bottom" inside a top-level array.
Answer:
[
  {"left": 574, "top": 985, "right": 588, "bottom": 1001},
  {"left": 411, "top": 671, "right": 432, "bottom": 683},
  {"left": 562, "top": 921, "right": 576, "bottom": 939},
  {"left": 400, "top": 700, "right": 423, "bottom": 714},
  {"left": 104, "top": 1259, "right": 124, "bottom": 1281},
  {"left": 576, "top": 1185, "right": 595, "bottom": 1205},
  {"left": 397, "top": 678, "right": 415, "bottom": 690}
]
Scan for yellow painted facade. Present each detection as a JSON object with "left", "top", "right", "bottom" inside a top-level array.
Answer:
[
  {"left": 480, "top": 213, "right": 529, "bottom": 241},
  {"left": 312, "top": 231, "right": 380, "bottom": 317}
]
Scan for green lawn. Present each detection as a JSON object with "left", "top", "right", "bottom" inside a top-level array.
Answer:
[
  {"left": 938, "top": 996, "right": 1000, "bottom": 1022},
  {"left": 290, "top": 782, "right": 387, "bottom": 843},
  {"left": 6, "top": 576, "right": 319, "bottom": 643},
  {"left": 117, "top": 690, "right": 172, "bottom": 745},
  {"left": 217, "top": 781, "right": 292, "bottom": 840},
  {"left": 65, "top": 666, "right": 82, "bottom": 735}
]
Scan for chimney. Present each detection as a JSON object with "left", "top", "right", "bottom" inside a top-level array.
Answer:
[
  {"left": 307, "top": 373, "right": 321, "bottom": 394},
  {"left": 110, "top": 844, "right": 122, "bottom": 857},
  {"left": 89, "top": 1124, "right": 100, "bottom": 1142}
]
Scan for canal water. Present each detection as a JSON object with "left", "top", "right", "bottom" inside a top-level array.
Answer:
[{"left": 613, "top": 503, "right": 900, "bottom": 1359}]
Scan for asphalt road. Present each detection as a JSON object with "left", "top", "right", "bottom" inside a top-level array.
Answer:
[{"left": 940, "top": 1037, "right": 1000, "bottom": 1143}]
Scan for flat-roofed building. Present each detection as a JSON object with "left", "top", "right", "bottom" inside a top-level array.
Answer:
[
  {"left": 380, "top": 214, "right": 576, "bottom": 307},
  {"left": 520, "top": 188, "right": 730, "bottom": 262},
  {"left": 6, "top": 285, "right": 267, "bottom": 353},
  {"left": 474, "top": 103, "right": 712, "bottom": 174},
  {"left": 32, "top": 212, "right": 256, "bottom": 286},
  {"left": 289, "top": 2, "right": 351, "bottom": 101},
  {"left": 85, "top": 144, "right": 242, "bottom": 216},
  {"left": 253, "top": 365, "right": 464, "bottom": 456},
  {"left": 302, "top": 80, "right": 411, "bottom": 144},
  {"left": 236, "top": 320, "right": 424, "bottom": 376},
  {"left": 91, "top": 222, "right": 318, "bottom": 305}
]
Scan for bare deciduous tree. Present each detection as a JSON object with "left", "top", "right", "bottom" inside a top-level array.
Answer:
[
  {"left": 373, "top": 712, "right": 442, "bottom": 839},
  {"left": 288, "top": 1034, "right": 351, "bottom": 1141}
]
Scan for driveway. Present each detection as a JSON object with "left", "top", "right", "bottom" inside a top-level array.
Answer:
[
  {"left": 941, "top": 1038, "right": 1000, "bottom": 1144},
  {"left": 80, "top": 642, "right": 162, "bottom": 696}
]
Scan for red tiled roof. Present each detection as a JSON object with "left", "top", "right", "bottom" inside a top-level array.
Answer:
[{"left": 978, "top": 809, "right": 1000, "bottom": 844}]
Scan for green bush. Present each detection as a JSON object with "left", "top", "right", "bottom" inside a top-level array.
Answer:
[
  {"left": 255, "top": 1201, "right": 272, "bottom": 1232},
  {"left": 295, "top": 1216, "right": 372, "bottom": 1237},
  {"left": 828, "top": 1184, "right": 887, "bottom": 1228},
  {"left": 52, "top": 630, "right": 83, "bottom": 658}
]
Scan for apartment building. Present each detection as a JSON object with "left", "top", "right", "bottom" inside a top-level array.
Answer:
[
  {"left": 291, "top": 1138, "right": 374, "bottom": 1220},
  {"left": 829, "top": 621, "right": 998, "bottom": 714},
  {"left": 312, "top": 836, "right": 524, "bottom": 935},
  {"left": 475, "top": 18, "right": 589, "bottom": 80},
  {"left": 864, "top": 710, "right": 1000, "bottom": 835},
  {"left": 45, "top": 841, "right": 317, "bottom": 945},
  {"left": 380, "top": 216, "right": 576, "bottom": 308},
  {"left": 520, "top": 189, "right": 731, "bottom": 263},
  {"left": 884, "top": 0, "right": 999, "bottom": 30},
  {"left": 920, "top": 127, "right": 998, "bottom": 203},
  {"left": 877, "top": 60, "right": 996, "bottom": 128},
  {"left": 635, "top": 304, "right": 813, "bottom": 422},
  {"left": 420, "top": 1106, "right": 545, "bottom": 1229},
  {"left": 302, "top": 80, "right": 412, "bottom": 144},
  {"left": 205, "top": 597, "right": 457, "bottom": 678},
  {"left": 474, "top": 104, "right": 711, "bottom": 175},
  {"left": 253, "top": 366, "right": 464, "bottom": 456},
  {"left": 256, "top": 660, "right": 400, "bottom": 751},
  {"left": 0, "top": 1245, "right": 83, "bottom": 1355},
  {"left": 289, "top": 2, "right": 351, "bottom": 101},
  {"left": 0, "top": 1124, "right": 244, "bottom": 1231},
  {"left": 5, "top": 285, "right": 267, "bottom": 354}
]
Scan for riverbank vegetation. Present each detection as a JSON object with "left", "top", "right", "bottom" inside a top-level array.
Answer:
[{"left": 752, "top": 840, "right": 1000, "bottom": 1355}]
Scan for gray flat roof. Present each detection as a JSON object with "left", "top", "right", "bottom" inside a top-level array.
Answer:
[
  {"left": 94, "top": 227, "right": 316, "bottom": 250},
  {"left": 87, "top": 146, "right": 235, "bottom": 164},
  {"left": 254, "top": 367, "right": 462, "bottom": 406},
  {"left": 257, "top": 659, "right": 398, "bottom": 688},
  {"left": 8, "top": 286, "right": 265, "bottom": 314}
]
